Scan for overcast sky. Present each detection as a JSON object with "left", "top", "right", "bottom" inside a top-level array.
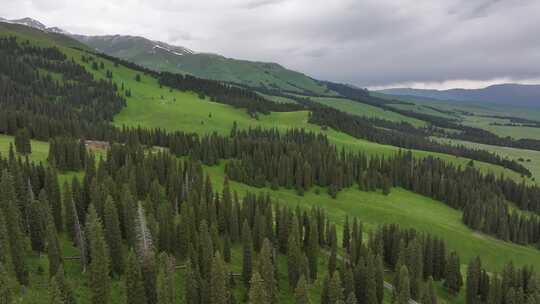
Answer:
[{"left": 2, "top": 0, "right": 540, "bottom": 89}]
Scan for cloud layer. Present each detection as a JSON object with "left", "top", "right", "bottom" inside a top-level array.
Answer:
[{"left": 3, "top": 0, "right": 540, "bottom": 88}]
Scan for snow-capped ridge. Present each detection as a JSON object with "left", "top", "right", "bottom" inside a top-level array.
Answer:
[{"left": 1, "top": 16, "right": 70, "bottom": 35}]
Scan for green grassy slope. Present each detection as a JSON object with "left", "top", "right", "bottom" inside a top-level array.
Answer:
[
  {"left": 434, "top": 137, "right": 540, "bottom": 181},
  {"left": 74, "top": 35, "right": 333, "bottom": 95},
  {"left": 205, "top": 163, "right": 540, "bottom": 273},
  {"left": 310, "top": 96, "right": 427, "bottom": 126}
]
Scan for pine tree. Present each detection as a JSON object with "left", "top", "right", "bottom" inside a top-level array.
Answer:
[
  {"left": 421, "top": 277, "right": 437, "bottom": 304},
  {"left": 395, "top": 266, "right": 410, "bottom": 304},
  {"left": 466, "top": 257, "right": 481, "bottom": 304},
  {"left": 445, "top": 252, "right": 463, "bottom": 295},
  {"left": 104, "top": 196, "right": 123, "bottom": 275},
  {"left": 346, "top": 292, "right": 358, "bottom": 304},
  {"left": 62, "top": 183, "right": 76, "bottom": 242},
  {"left": 343, "top": 216, "right": 350, "bottom": 253},
  {"left": 46, "top": 205, "right": 63, "bottom": 277},
  {"left": 156, "top": 252, "right": 175, "bottom": 304},
  {"left": 242, "top": 220, "right": 253, "bottom": 287},
  {"left": 86, "top": 204, "right": 111, "bottom": 304},
  {"left": 52, "top": 266, "right": 75, "bottom": 304},
  {"left": 0, "top": 263, "right": 14, "bottom": 304},
  {"left": 124, "top": 250, "right": 147, "bottom": 304},
  {"left": 249, "top": 272, "right": 270, "bottom": 304},
  {"left": 14, "top": 128, "right": 31, "bottom": 155},
  {"left": 258, "top": 238, "right": 278, "bottom": 303},
  {"left": 209, "top": 252, "right": 228, "bottom": 304},
  {"left": 184, "top": 259, "right": 200, "bottom": 304},
  {"left": 49, "top": 277, "right": 65, "bottom": 304},
  {"left": 328, "top": 271, "right": 344, "bottom": 304},
  {"left": 295, "top": 275, "right": 311, "bottom": 304},
  {"left": 0, "top": 210, "right": 13, "bottom": 274},
  {"left": 0, "top": 171, "right": 28, "bottom": 285}
]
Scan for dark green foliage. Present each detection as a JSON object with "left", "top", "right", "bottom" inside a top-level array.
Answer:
[
  {"left": 248, "top": 272, "right": 269, "bottom": 304},
  {"left": 156, "top": 252, "right": 175, "bottom": 304},
  {"left": 445, "top": 251, "right": 463, "bottom": 296},
  {"left": 104, "top": 196, "right": 123, "bottom": 275},
  {"left": 14, "top": 128, "right": 31, "bottom": 155},
  {"left": 242, "top": 220, "right": 253, "bottom": 288},
  {"left": 86, "top": 205, "right": 111, "bottom": 304},
  {"left": 124, "top": 250, "right": 147, "bottom": 304},
  {"left": 0, "top": 171, "right": 28, "bottom": 285},
  {"left": 395, "top": 266, "right": 410, "bottom": 304},
  {"left": 295, "top": 275, "right": 311, "bottom": 304},
  {"left": 257, "top": 239, "right": 277, "bottom": 303},
  {"left": 209, "top": 252, "right": 228, "bottom": 304}
]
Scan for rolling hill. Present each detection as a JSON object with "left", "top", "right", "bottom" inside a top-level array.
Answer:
[{"left": 0, "top": 16, "right": 333, "bottom": 95}]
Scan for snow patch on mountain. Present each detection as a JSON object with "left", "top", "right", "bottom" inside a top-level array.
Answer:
[{"left": 1, "top": 17, "right": 70, "bottom": 35}]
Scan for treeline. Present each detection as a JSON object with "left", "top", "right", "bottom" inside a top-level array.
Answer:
[
  {"left": 48, "top": 137, "right": 88, "bottom": 171},
  {"left": 158, "top": 72, "right": 304, "bottom": 116},
  {"left": 465, "top": 257, "right": 540, "bottom": 304},
  {"left": 1, "top": 141, "right": 475, "bottom": 304},
  {"left": 291, "top": 97, "right": 532, "bottom": 177},
  {"left": 0, "top": 36, "right": 125, "bottom": 141}
]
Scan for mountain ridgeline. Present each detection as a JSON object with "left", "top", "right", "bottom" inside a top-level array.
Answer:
[{"left": 380, "top": 84, "right": 540, "bottom": 107}]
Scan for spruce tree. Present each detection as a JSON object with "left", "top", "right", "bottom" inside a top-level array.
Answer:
[
  {"left": 466, "top": 257, "right": 481, "bottom": 304},
  {"left": 53, "top": 266, "right": 75, "bottom": 304},
  {"left": 124, "top": 250, "right": 147, "bottom": 304},
  {"left": 46, "top": 205, "right": 63, "bottom": 277},
  {"left": 295, "top": 275, "right": 311, "bottom": 304},
  {"left": 0, "top": 263, "right": 14, "bottom": 304},
  {"left": 156, "top": 252, "right": 175, "bottom": 304},
  {"left": 49, "top": 277, "right": 65, "bottom": 304},
  {"left": 328, "top": 271, "right": 344, "bottom": 304},
  {"left": 209, "top": 252, "right": 228, "bottom": 304},
  {"left": 86, "top": 204, "right": 111, "bottom": 304},
  {"left": 242, "top": 220, "right": 253, "bottom": 287},
  {"left": 14, "top": 128, "right": 31, "bottom": 155},
  {"left": 62, "top": 183, "right": 76, "bottom": 242},
  {"left": 421, "top": 277, "right": 437, "bottom": 304},
  {"left": 346, "top": 292, "right": 358, "bottom": 304},
  {"left": 445, "top": 252, "right": 463, "bottom": 295},
  {"left": 184, "top": 259, "right": 200, "bottom": 304},
  {"left": 104, "top": 196, "right": 124, "bottom": 275},
  {"left": 0, "top": 171, "right": 28, "bottom": 285},
  {"left": 249, "top": 272, "right": 270, "bottom": 304},
  {"left": 396, "top": 266, "right": 410, "bottom": 304},
  {"left": 258, "top": 239, "right": 278, "bottom": 303},
  {"left": 0, "top": 210, "right": 13, "bottom": 274}
]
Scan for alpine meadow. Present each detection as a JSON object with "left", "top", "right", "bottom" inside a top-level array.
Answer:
[{"left": 1, "top": 3, "right": 540, "bottom": 304}]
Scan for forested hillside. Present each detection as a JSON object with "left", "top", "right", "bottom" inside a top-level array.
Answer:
[{"left": 0, "top": 21, "right": 539, "bottom": 304}]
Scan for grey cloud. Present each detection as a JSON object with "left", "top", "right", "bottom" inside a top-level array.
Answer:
[{"left": 2, "top": 0, "right": 540, "bottom": 88}]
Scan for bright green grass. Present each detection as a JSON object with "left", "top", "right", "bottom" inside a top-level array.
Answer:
[
  {"left": 0, "top": 134, "right": 50, "bottom": 163},
  {"left": 434, "top": 137, "right": 540, "bottom": 181},
  {"left": 461, "top": 115, "right": 540, "bottom": 140},
  {"left": 205, "top": 162, "right": 540, "bottom": 273},
  {"left": 311, "top": 96, "right": 427, "bottom": 127},
  {"left": 256, "top": 92, "right": 297, "bottom": 104}
]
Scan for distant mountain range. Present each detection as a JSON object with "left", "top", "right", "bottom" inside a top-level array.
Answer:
[
  {"left": 0, "top": 17, "right": 331, "bottom": 95},
  {"left": 379, "top": 84, "right": 540, "bottom": 107}
]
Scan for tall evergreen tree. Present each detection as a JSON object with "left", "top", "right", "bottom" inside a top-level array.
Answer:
[
  {"left": 209, "top": 252, "right": 228, "bottom": 304},
  {"left": 421, "top": 277, "right": 438, "bottom": 304},
  {"left": 395, "top": 266, "right": 410, "bottom": 304},
  {"left": 156, "top": 252, "right": 175, "bottom": 304},
  {"left": 46, "top": 205, "right": 63, "bottom": 277},
  {"left": 14, "top": 128, "right": 31, "bottom": 155},
  {"left": 242, "top": 220, "right": 253, "bottom": 288},
  {"left": 104, "top": 196, "right": 123, "bottom": 275},
  {"left": 86, "top": 204, "right": 111, "bottom": 304},
  {"left": 328, "top": 271, "right": 344, "bottom": 304},
  {"left": 124, "top": 250, "right": 147, "bottom": 304},
  {"left": 256, "top": 239, "right": 277, "bottom": 302},
  {"left": 249, "top": 272, "right": 270, "bottom": 304},
  {"left": 295, "top": 275, "right": 311, "bottom": 304},
  {"left": 0, "top": 171, "right": 28, "bottom": 285}
]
